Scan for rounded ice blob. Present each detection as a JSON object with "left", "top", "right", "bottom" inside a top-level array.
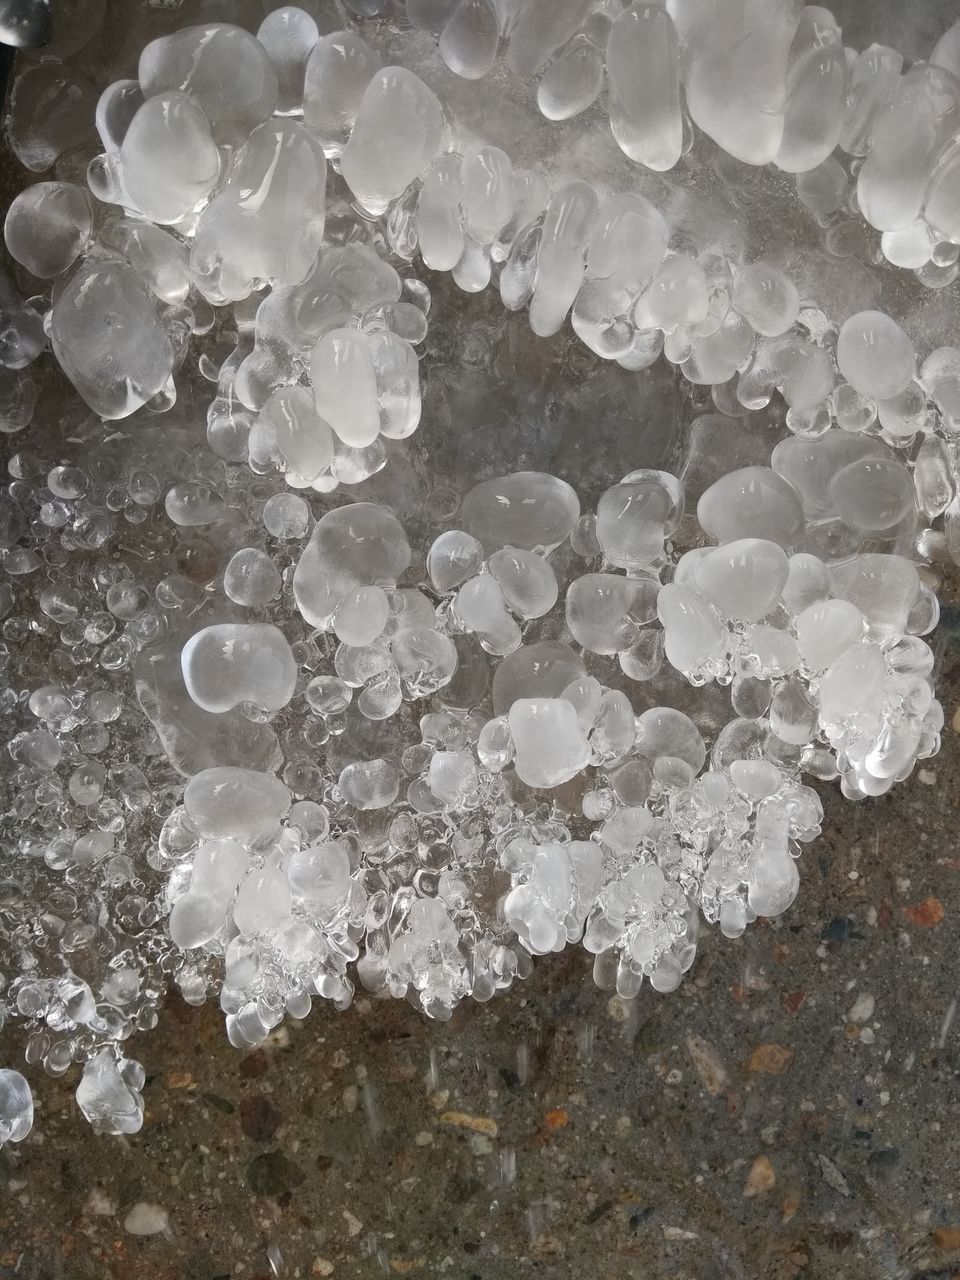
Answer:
[
  {"left": 836, "top": 311, "right": 915, "bottom": 401},
  {"left": 697, "top": 468, "right": 805, "bottom": 547},
  {"left": 0, "top": 1070, "right": 33, "bottom": 1146},
  {"left": 461, "top": 472, "right": 580, "bottom": 554},
  {"left": 293, "top": 502, "right": 411, "bottom": 629},
  {"left": 3, "top": 182, "right": 93, "bottom": 278},
  {"left": 181, "top": 624, "right": 297, "bottom": 713}
]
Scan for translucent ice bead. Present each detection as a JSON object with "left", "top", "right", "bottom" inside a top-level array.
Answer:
[
  {"left": 478, "top": 715, "right": 514, "bottom": 770},
  {"left": 587, "top": 194, "right": 668, "bottom": 292},
  {"left": 839, "top": 44, "right": 902, "bottom": 157},
  {"left": 591, "top": 691, "right": 636, "bottom": 764},
  {"left": 303, "top": 31, "right": 380, "bottom": 157},
  {"left": 139, "top": 23, "right": 279, "bottom": 145},
  {"left": 429, "top": 749, "right": 479, "bottom": 804},
  {"left": 828, "top": 455, "right": 915, "bottom": 532},
  {"left": 836, "top": 311, "right": 915, "bottom": 402},
  {"left": 769, "top": 678, "right": 819, "bottom": 746},
  {"left": 76, "top": 1051, "right": 144, "bottom": 1136},
  {"left": 257, "top": 7, "right": 320, "bottom": 114},
  {"left": 334, "top": 586, "right": 390, "bottom": 646},
  {"left": 293, "top": 502, "right": 411, "bottom": 629},
  {"left": 856, "top": 64, "right": 959, "bottom": 233},
  {"left": 454, "top": 575, "right": 522, "bottom": 655},
  {"left": 634, "top": 706, "right": 705, "bottom": 771},
  {"left": 169, "top": 838, "right": 250, "bottom": 949},
  {"left": 782, "top": 552, "right": 830, "bottom": 612},
  {"left": 439, "top": 0, "right": 499, "bottom": 79},
  {"left": 881, "top": 220, "right": 936, "bottom": 270},
  {"left": 7, "top": 62, "right": 99, "bottom": 173},
  {"left": 255, "top": 385, "right": 334, "bottom": 483},
  {"left": 49, "top": 259, "right": 174, "bottom": 419},
  {"left": 391, "top": 627, "right": 459, "bottom": 696},
  {"left": 730, "top": 758, "right": 783, "bottom": 800},
  {"left": 369, "top": 330, "right": 421, "bottom": 440},
  {"left": 508, "top": 697, "right": 590, "bottom": 789},
  {"left": 507, "top": 0, "right": 593, "bottom": 78},
  {"left": 0, "top": 0, "right": 50, "bottom": 47},
  {"left": 618, "top": 630, "right": 664, "bottom": 682},
  {"left": 697, "top": 467, "right": 805, "bottom": 547},
  {"left": 566, "top": 573, "right": 654, "bottom": 655},
  {"left": 224, "top": 548, "right": 282, "bottom": 607},
  {"left": 681, "top": 311, "right": 756, "bottom": 386},
  {"left": 461, "top": 145, "right": 514, "bottom": 245},
  {"left": 0, "top": 1070, "right": 33, "bottom": 1145},
  {"left": 774, "top": 7, "right": 845, "bottom": 174},
  {"left": 120, "top": 92, "right": 221, "bottom": 225},
  {"left": 571, "top": 277, "right": 636, "bottom": 358},
  {"left": 191, "top": 120, "right": 327, "bottom": 303},
  {"left": 310, "top": 329, "right": 380, "bottom": 447},
  {"left": 181, "top": 624, "right": 297, "bottom": 713},
  {"left": 417, "top": 154, "right": 465, "bottom": 272},
  {"left": 233, "top": 853, "right": 292, "bottom": 935},
  {"left": 461, "top": 471, "right": 579, "bottom": 553},
  {"left": 656, "top": 584, "right": 727, "bottom": 676},
  {"left": 488, "top": 547, "right": 558, "bottom": 619},
  {"left": 95, "top": 79, "right": 144, "bottom": 153},
  {"left": 692, "top": 539, "right": 789, "bottom": 621},
  {"left": 747, "top": 839, "right": 799, "bottom": 918},
  {"left": 288, "top": 839, "right": 351, "bottom": 907},
  {"left": 164, "top": 482, "right": 224, "bottom": 527},
  {"left": 341, "top": 67, "right": 443, "bottom": 215},
  {"left": 606, "top": 3, "right": 682, "bottom": 172},
  {"left": 427, "top": 529, "right": 485, "bottom": 592},
  {"left": 921, "top": 347, "right": 960, "bottom": 427},
  {"left": 636, "top": 255, "right": 709, "bottom": 331},
  {"left": 595, "top": 470, "right": 682, "bottom": 569},
  {"left": 339, "top": 758, "right": 400, "bottom": 809},
  {"left": 828, "top": 554, "right": 921, "bottom": 634},
  {"left": 4, "top": 182, "right": 94, "bottom": 278},
  {"left": 923, "top": 132, "right": 960, "bottom": 245},
  {"left": 914, "top": 436, "right": 955, "bottom": 519},
  {"left": 530, "top": 181, "right": 598, "bottom": 338},
  {"left": 676, "top": 0, "right": 797, "bottom": 166},
  {"left": 794, "top": 598, "right": 864, "bottom": 669},
  {"left": 184, "top": 768, "right": 291, "bottom": 843},
  {"left": 818, "top": 643, "right": 887, "bottom": 726},
  {"left": 99, "top": 216, "right": 191, "bottom": 305},
  {"left": 537, "top": 35, "right": 603, "bottom": 121},
  {"left": 732, "top": 263, "right": 799, "bottom": 337}
]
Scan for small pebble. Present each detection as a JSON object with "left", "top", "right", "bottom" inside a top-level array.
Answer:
[{"left": 124, "top": 1203, "right": 169, "bottom": 1235}]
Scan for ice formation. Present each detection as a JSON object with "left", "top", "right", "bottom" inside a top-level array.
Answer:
[{"left": 1, "top": 0, "right": 959, "bottom": 1137}]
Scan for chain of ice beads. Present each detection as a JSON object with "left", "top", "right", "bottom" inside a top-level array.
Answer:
[
  {"left": 6, "top": 13, "right": 960, "bottom": 494},
  {"left": 367, "top": 0, "right": 960, "bottom": 283},
  {"left": 0, "top": 4, "right": 956, "bottom": 1141}
]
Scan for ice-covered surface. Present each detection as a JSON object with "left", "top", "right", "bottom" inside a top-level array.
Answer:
[{"left": 0, "top": 0, "right": 959, "bottom": 1148}]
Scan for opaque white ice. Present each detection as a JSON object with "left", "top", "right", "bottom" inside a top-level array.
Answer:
[{"left": 181, "top": 624, "right": 297, "bottom": 714}]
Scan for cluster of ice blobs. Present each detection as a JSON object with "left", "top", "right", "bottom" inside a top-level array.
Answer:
[
  {"left": 0, "top": 0, "right": 958, "bottom": 1137},
  {"left": 390, "top": 0, "right": 960, "bottom": 281}
]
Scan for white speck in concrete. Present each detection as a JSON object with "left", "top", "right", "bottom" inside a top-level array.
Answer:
[
  {"left": 124, "top": 1202, "right": 169, "bottom": 1235},
  {"left": 848, "top": 992, "right": 875, "bottom": 1023}
]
